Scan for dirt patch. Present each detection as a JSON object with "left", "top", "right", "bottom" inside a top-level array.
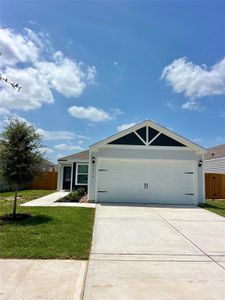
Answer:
[{"left": 79, "top": 195, "right": 88, "bottom": 203}]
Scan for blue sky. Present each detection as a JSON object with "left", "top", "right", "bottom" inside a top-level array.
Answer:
[{"left": 0, "top": 1, "right": 224, "bottom": 162}]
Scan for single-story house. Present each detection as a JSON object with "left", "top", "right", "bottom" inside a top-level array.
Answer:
[
  {"left": 204, "top": 144, "right": 225, "bottom": 174},
  {"left": 57, "top": 120, "right": 206, "bottom": 205},
  {"left": 41, "top": 159, "right": 56, "bottom": 172}
]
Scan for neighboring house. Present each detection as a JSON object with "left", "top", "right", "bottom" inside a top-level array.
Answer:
[
  {"left": 57, "top": 120, "right": 206, "bottom": 205},
  {"left": 41, "top": 159, "right": 56, "bottom": 172},
  {"left": 204, "top": 144, "right": 225, "bottom": 174}
]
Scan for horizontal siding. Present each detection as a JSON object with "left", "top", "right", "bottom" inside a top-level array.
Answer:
[
  {"left": 93, "top": 148, "right": 201, "bottom": 161},
  {"left": 204, "top": 157, "right": 225, "bottom": 174}
]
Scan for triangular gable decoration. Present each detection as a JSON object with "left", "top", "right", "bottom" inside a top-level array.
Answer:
[
  {"left": 136, "top": 127, "right": 146, "bottom": 141},
  {"left": 151, "top": 133, "right": 186, "bottom": 147},
  {"left": 107, "top": 125, "right": 187, "bottom": 147},
  {"left": 108, "top": 132, "right": 145, "bottom": 145},
  {"left": 148, "top": 127, "right": 159, "bottom": 141}
]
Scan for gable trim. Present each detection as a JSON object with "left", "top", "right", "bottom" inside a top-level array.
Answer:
[
  {"left": 134, "top": 130, "right": 147, "bottom": 145},
  {"left": 148, "top": 132, "right": 161, "bottom": 145},
  {"left": 90, "top": 120, "right": 206, "bottom": 153}
]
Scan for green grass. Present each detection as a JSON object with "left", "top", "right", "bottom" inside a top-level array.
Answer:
[
  {"left": 202, "top": 199, "right": 225, "bottom": 218},
  {"left": 0, "top": 189, "right": 55, "bottom": 205},
  {"left": 0, "top": 190, "right": 95, "bottom": 259}
]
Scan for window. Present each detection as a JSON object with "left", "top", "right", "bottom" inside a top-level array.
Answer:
[{"left": 76, "top": 163, "right": 88, "bottom": 185}]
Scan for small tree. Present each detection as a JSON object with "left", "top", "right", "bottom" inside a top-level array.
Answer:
[{"left": 0, "top": 118, "right": 44, "bottom": 218}]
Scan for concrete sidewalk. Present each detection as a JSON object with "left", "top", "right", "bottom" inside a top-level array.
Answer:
[
  {"left": 21, "top": 191, "right": 96, "bottom": 208},
  {"left": 83, "top": 204, "right": 225, "bottom": 300},
  {"left": 0, "top": 259, "right": 87, "bottom": 300}
]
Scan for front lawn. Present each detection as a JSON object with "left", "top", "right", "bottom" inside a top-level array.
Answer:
[
  {"left": 0, "top": 189, "right": 55, "bottom": 205},
  {"left": 0, "top": 190, "right": 95, "bottom": 259},
  {"left": 202, "top": 199, "right": 225, "bottom": 218}
]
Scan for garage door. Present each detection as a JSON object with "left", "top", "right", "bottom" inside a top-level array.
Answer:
[{"left": 96, "top": 159, "right": 197, "bottom": 204}]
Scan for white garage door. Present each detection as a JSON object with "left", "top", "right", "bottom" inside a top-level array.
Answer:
[{"left": 96, "top": 159, "right": 197, "bottom": 204}]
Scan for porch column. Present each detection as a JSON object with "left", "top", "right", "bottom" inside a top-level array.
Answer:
[{"left": 70, "top": 162, "right": 74, "bottom": 191}]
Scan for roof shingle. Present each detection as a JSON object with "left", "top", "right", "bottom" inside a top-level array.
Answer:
[
  {"left": 58, "top": 150, "right": 89, "bottom": 161},
  {"left": 204, "top": 144, "right": 225, "bottom": 160}
]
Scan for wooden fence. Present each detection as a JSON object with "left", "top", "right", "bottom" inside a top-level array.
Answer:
[
  {"left": 28, "top": 171, "right": 57, "bottom": 190},
  {"left": 205, "top": 173, "right": 225, "bottom": 199}
]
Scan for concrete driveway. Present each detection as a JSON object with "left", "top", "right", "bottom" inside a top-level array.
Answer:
[{"left": 83, "top": 204, "right": 225, "bottom": 300}]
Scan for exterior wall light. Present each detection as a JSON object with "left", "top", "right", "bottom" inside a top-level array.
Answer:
[
  {"left": 198, "top": 160, "right": 203, "bottom": 167},
  {"left": 92, "top": 156, "right": 95, "bottom": 164}
]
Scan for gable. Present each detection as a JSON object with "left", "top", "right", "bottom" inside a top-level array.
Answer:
[
  {"left": 108, "top": 132, "right": 145, "bottom": 145},
  {"left": 90, "top": 120, "right": 206, "bottom": 153},
  {"left": 107, "top": 125, "right": 186, "bottom": 147},
  {"left": 150, "top": 133, "right": 186, "bottom": 147}
]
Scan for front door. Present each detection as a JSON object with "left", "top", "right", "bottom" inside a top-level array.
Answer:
[{"left": 63, "top": 166, "right": 71, "bottom": 190}]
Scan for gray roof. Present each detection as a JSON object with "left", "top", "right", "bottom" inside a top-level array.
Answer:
[
  {"left": 42, "top": 159, "right": 55, "bottom": 166},
  {"left": 204, "top": 144, "right": 225, "bottom": 160},
  {"left": 58, "top": 150, "right": 89, "bottom": 161}
]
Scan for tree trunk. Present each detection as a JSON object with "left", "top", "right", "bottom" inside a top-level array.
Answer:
[{"left": 13, "top": 185, "right": 18, "bottom": 219}]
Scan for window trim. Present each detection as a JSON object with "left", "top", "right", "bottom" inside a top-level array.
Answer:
[{"left": 75, "top": 163, "right": 89, "bottom": 185}]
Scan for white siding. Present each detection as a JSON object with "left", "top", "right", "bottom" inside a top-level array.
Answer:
[
  {"left": 96, "top": 159, "right": 198, "bottom": 204},
  {"left": 204, "top": 157, "right": 225, "bottom": 174},
  {"left": 89, "top": 146, "right": 204, "bottom": 204}
]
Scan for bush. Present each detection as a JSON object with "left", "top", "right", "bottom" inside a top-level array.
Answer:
[
  {"left": 58, "top": 188, "right": 86, "bottom": 202},
  {"left": 76, "top": 187, "right": 86, "bottom": 197}
]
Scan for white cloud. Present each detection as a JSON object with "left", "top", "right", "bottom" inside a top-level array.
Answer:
[
  {"left": 28, "top": 20, "right": 37, "bottom": 25},
  {"left": 0, "top": 27, "right": 96, "bottom": 111},
  {"left": 0, "top": 66, "right": 53, "bottom": 110},
  {"left": 68, "top": 105, "right": 112, "bottom": 122},
  {"left": 0, "top": 27, "right": 40, "bottom": 66},
  {"left": 39, "top": 147, "right": 55, "bottom": 154},
  {"left": 87, "top": 65, "right": 96, "bottom": 83},
  {"left": 0, "top": 107, "right": 10, "bottom": 115},
  {"left": 181, "top": 101, "right": 205, "bottom": 111},
  {"left": 36, "top": 128, "right": 88, "bottom": 141},
  {"left": 36, "top": 51, "right": 96, "bottom": 98},
  {"left": 165, "top": 101, "right": 178, "bottom": 111},
  {"left": 162, "top": 57, "right": 225, "bottom": 110},
  {"left": 117, "top": 122, "right": 136, "bottom": 132},
  {"left": 54, "top": 143, "right": 83, "bottom": 151}
]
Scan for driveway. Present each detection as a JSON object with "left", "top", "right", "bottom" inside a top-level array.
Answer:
[{"left": 83, "top": 204, "right": 225, "bottom": 300}]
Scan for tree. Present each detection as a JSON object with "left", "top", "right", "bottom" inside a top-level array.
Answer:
[
  {"left": 0, "top": 53, "right": 21, "bottom": 91},
  {"left": 0, "top": 74, "right": 21, "bottom": 91},
  {"left": 0, "top": 118, "right": 44, "bottom": 218}
]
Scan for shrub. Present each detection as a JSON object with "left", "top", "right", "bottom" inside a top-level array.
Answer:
[
  {"left": 76, "top": 187, "right": 86, "bottom": 197},
  {"left": 59, "top": 188, "right": 86, "bottom": 202}
]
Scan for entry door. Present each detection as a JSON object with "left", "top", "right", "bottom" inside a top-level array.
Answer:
[{"left": 63, "top": 166, "right": 71, "bottom": 190}]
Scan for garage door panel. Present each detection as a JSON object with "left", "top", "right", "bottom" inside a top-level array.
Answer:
[{"left": 97, "top": 159, "right": 196, "bottom": 204}]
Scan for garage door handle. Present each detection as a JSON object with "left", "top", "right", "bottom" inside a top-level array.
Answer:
[
  {"left": 98, "top": 169, "right": 108, "bottom": 171},
  {"left": 98, "top": 190, "right": 107, "bottom": 193},
  {"left": 185, "top": 193, "right": 194, "bottom": 195}
]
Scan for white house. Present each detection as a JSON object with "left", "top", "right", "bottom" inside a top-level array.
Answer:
[
  {"left": 204, "top": 144, "right": 225, "bottom": 174},
  {"left": 57, "top": 120, "right": 206, "bottom": 205}
]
